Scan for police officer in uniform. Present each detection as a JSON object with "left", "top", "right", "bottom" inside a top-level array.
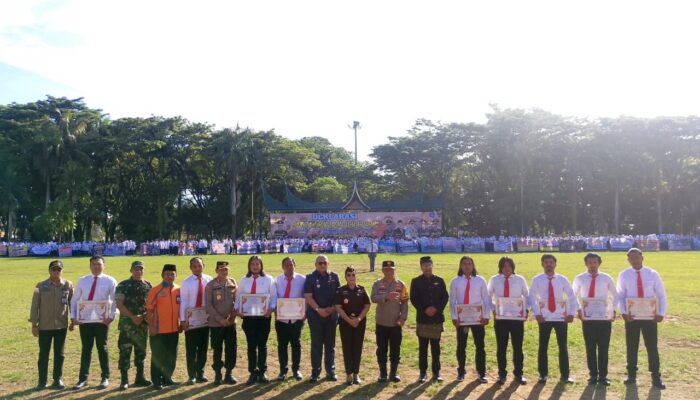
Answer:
[
  {"left": 29, "top": 260, "right": 73, "bottom": 390},
  {"left": 371, "top": 260, "right": 409, "bottom": 383},
  {"left": 205, "top": 261, "right": 238, "bottom": 385},
  {"left": 303, "top": 255, "right": 340, "bottom": 382},
  {"left": 334, "top": 266, "right": 371, "bottom": 385},
  {"left": 115, "top": 261, "right": 153, "bottom": 390}
]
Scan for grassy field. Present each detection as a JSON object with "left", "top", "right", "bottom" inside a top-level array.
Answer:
[{"left": 0, "top": 251, "right": 698, "bottom": 400}]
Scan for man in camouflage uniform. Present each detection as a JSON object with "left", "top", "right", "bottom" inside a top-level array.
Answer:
[{"left": 115, "top": 261, "right": 153, "bottom": 390}]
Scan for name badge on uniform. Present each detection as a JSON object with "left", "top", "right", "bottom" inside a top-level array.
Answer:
[
  {"left": 216, "top": 293, "right": 222, "bottom": 301},
  {"left": 176, "top": 295, "right": 181, "bottom": 304},
  {"left": 343, "top": 298, "right": 349, "bottom": 304}
]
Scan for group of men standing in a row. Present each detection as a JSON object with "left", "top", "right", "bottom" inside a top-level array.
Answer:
[{"left": 29, "top": 248, "right": 666, "bottom": 392}]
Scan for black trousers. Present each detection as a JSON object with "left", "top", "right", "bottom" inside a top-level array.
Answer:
[
  {"left": 185, "top": 327, "right": 209, "bottom": 379},
  {"left": 339, "top": 320, "right": 366, "bottom": 374},
  {"left": 309, "top": 316, "right": 337, "bottom": 377},
  {"left": 418, "top": 337, "right": 441, "bottom": 374},
  {"left": 537, "top": 321, "right": 569, "bottom": 378},
  {"left": 456, "top": 325, "right": 486, "bottom": 375},
  {"left": 78, "top": 323, "right": 110, "bottom": 380},
  {"left": 376, "top": 325, "right": 402, "bottom": 365},
  {"left": 117, "top": 326, "right": 148, "bottom": 372},
  {"left": 37, "top": 329, "right": 67, "bottom": 384},
  {"left": 275, "top": 320, "right": 304, "bottom": 373},
  {"left": 582, "top": 321, "right": 611, "bottom": 379},
  {"left": 494, "top": 319, "right": 524, "bottom": 377},
  {"left": 210, "top": 325, "right": 237, "bottom": 371},
  {"left": 242, "top": 317, "right": 271, "bottom": 374},
  {"left": 150, "top": 333, "right": 179, "bottom": 386},
  {"left": 625, "top": 320, "right": 661, "bottom": 378}
]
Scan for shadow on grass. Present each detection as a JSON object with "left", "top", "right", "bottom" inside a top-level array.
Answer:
[
  {"left": 492, "top": 380, "right": 522, "bottom": 400},
  {"left": 448, "top": 379, "right": 481, "bottom": 399},
  {"left": 432, "top": 380, "right": 459, "bottom": 400},
  {"left": 525, "top": 380, "right": 545, "bottom": 400},
  {"left": 338, "top": 381, "right": 389, "bottom": 399},
  {"left": 387, "top": 380, "right": 430, "bottom": 399},
  {"left": 3, "top": 387, "right": 40, "bottom": 400}
]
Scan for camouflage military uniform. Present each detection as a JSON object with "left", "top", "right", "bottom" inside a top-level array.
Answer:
[{"left": 115, "top": 278, "right": 152, "bottom": 372}]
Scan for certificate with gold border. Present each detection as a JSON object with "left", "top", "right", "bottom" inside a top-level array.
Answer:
[
  {"left": 496, "top": 297, "right": 526, "bottom": 320},
  {"left": 456, "top": 304, "right": 483, "bottom": 326},
  {"left": 626, "top": 298, "right": 657, "bottom": 320},
  {"left": 581, "top": 298, "right": 613, "bottom": 321}
]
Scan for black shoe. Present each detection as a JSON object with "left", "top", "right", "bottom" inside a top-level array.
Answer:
[
  {"left": 515, "top": 376, "right": 527, "bottom": 385},
  {"left": 196, "top": 375, "right": 209, "bottom": 383},
  {"left": 456, "top": 373, "right": 465, "bottom": 382},
  {"left": 433, "top": 375, "right": 443, "bottom": 383},
  {"left": 214, "top": 371, "right": 223, "bottom": 385},
  {"left": 652, "top": 379, "right": 666, "bottom": 390},
  {"left": 73, "top": 380, "right": 88, "bottom": 390},
  {"left": 418, "top": 373, "right": 427, "bottom": 383},
  {"left": 624, "top": 376, "right": 636, "bottom": 385},
  {"left": 35, "top": 382, "right": 47, "bottom": 390},
  {"left": 246, "top": 374, "right": 257, "bottom": 385},
  {"left": 560, "top": 378, "right": 574, "bottom": 384},
  {"left": 537, "top": 376, "right": 547, "bottom": 384},
  {"left": 119, "top": 380, "right": 129, "bottom": 390},
  {"left": 223, "top": 372, "right": 237, "bottom": 385},
  {"left": 496, "top": 375, "right": 506, "bottom": 385},
  {"left": 390, "top": 374, "right": 401, "bottom": 383},
  {"left": 98, "top": 378, "right": 109, "bottom": 389},
  {"left": 134, "top": 375, "right": 151, "bottom": 387},
  {"left": 187, "top": 377, "right": 197, "bottom": 385},
  {"left": 153, "top": 384, "right": 163, "bottom": 390},
  {"left": 50, "top": 379, "right": 65, "bottom": 390},
  {"left": 293, "top": 371, "right": 303, "bottom": 381},
  {"left": 378, "top": 375, "right": 388, "bottom": 383},
  {"left": 599, "top": 378, "right": 611, "bottom": 386},
  {"left": 259, "top": 373, "right": 270, "bottom": 383},
  {"left": 588, "top": 377, "right": 597, "bottom": 385},
  {"left": 326, "top": 374, "right": 338, "bottom": 382},
  {"left": 277, "top": 372, "right": 287, "bottom": 381},
  {"left": 162, "top": 379, "right": 179, "bottom": 386},
  {"left": 353, "top": 375, "right": 362, "bottom": 385},
  {"left": 477, "top": 374, "right": 488, "bottom": 384},
  {"left": 309, "top": 375, "right": 320, "bottom": 383}
]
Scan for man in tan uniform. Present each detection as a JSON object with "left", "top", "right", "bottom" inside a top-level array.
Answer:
[
  {"left": 371, "top": 260, "right": 409, "bottom": 383},
  {"left": 205, "top": 261, "right": 238, "bottom": 385},
  {"left": 29, "top": 260, "right": 73, "bottom": 390}
]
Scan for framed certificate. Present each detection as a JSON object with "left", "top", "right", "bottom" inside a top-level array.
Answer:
[
  {"left": 78, "top": 300, "right": 109, "bottom": 323},
  {"left": 496, "top": 297, "right": 526, "bottom": 320},
  {"left": 626, "top": 298, "right": 657, "bottom": 320},
  {"left": 581, "top": 298, "right": 613, "bottom": 321},
  {"left": 240, "top": 294, "right": 269, "bottom": 317},
  {"left": 186, "top": 307, "right": 209, "bottom": 329},
  {"left": 455, "top": 304, "right": 483, "bottom": 326},
  {"left": 276, "top": 298, "right": 306, "bottom": 321},
  {"left": 538, "top": 299, "right": 568, "bottom": 322}
]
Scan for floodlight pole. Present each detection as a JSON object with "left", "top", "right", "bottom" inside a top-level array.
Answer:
[{"left": 350, "top": 121, "right": 361, "bottom": 164}]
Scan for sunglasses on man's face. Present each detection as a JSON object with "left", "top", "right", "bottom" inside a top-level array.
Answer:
[
  {"left": 346, "top": 273, "right": 356, "bottom": 277},
  {"left": 317, "top": 261, "right": 328, "bottom": 265}
]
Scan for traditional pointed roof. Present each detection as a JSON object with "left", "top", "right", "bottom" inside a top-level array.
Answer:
[{"left": 341, "top": 181, "right": 370, "bottom": 210}]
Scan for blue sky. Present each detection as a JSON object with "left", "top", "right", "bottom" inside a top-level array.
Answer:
[{"left": 2, "top": 0, "right": 700, "bottom": 160}]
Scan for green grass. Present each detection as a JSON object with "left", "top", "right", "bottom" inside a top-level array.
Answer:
[{"left": 1, "top": 251, "right": 698, "bottom": 399}]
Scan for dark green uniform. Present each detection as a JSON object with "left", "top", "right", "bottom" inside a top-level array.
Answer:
[{"left": 115, "top": 278, "right": 152, "bottom": 372}]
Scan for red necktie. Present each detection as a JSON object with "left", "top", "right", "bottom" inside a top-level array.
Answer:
[
  {"left": 251, "top": 276, "right": 257, "bottom": 294},
  {"left": 588, "top": 274, "right": 597, "bottom": 298},
  {"left": 463, "top": 277, "right": 471, "bottom": 304},
  {"left": 87, "top": 276, "right": 98, "bottom": 301},
  {"left": 504, "top": 276, "right": 510, "bottom": 297},
  {"left": 284, "top": 276, "right": 292, "bottom": 298},
  {"left": 636, "top": 271, "right": 644, "bottom": 297},
  {"left": 195, "top": 276, "right": 203, "bottom": 308},
  {"left": 547, "top": 276, "right": 556, "bottom": 312}
]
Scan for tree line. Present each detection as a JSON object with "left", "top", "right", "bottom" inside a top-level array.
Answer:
[{"left": 1, "top": 97, "right": 698, "bottom": 242}]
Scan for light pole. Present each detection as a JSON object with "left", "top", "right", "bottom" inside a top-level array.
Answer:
[{"left": 348, "top": 121, "right": 361, "bottom": 164}]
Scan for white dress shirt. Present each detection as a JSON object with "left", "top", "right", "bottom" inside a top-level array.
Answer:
[
  {"left": 235, "top": 274, "right": 277, "bottom": 311},
  {"left": 70, "top": 273, "right": 118, "bottom": 321},
  {"left": 572, "top": 271, "right": 618, "bottom": 311},
  {"left": 616, "top": 266, "right": 667, "bottom": 316},
  {"left": 179, "top": 273, "right": 213, "bottom": 322},
  {"left": 487, "top": 273, "right": 530, "bottom": 313},
  {"left": 449, "top": 275, "right": 491, "bottom": 320},
  {"left": 275, "top": 272, "right": 306, "bottom": 323},
  {"left": 529, "top": 273, "right": 578, "bottom": 316}
]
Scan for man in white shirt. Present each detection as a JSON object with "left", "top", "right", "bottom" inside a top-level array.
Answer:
[
  {"left": 70, "top": 256, "right": 118, "bottom": 390},
  {"left": 274, "top": 257, "right": 306, "bottom": 381},
  {"left": 572, "top": 253, "right": 618, "bottom": 386},
  {"left": 179, "top": 257, "right": 213, "bottom": 385},
  {"left": 529, "top": 254, "right": 577, "bottom": 384},
  {"left": 617, "top": 248, "right": 667, "bottom": 389},
  {"left": 488, "top": 256, "right": 528, "bottom": 385},
  {"left": 449, "top": 256, "right": 491, "bottom": 383}
]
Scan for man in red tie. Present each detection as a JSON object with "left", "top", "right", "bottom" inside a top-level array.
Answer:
[
  {"left": 529, "top": 254, "right": 577, "bottom": 385},
  {"left": 617, "top": 248, "right": 667, "bottom": 389},
  {"left": 70, "top": 256, "right": 118, "bottom": 390},
  {"left": 274, "top": 257, "right": 306, "bottom": 381},
  {"left": 179, "top": 257, "right": 213, "bottom": 385},
  {"left": 572, "top": 253, "right": 618, "bottom": 386}
]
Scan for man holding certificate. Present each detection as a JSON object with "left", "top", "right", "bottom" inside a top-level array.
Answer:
[
  {"left": 70, "top": 255, "right": 117, "bottom": 390},
  {"left": 236, "top": 255, "right": 277, "bottom": 385},
  {"left": 449, "top": 256, "right": 491, "bottom": 383},
  {"left": 617, "top": 248, "right": 667, "bottom": 389},
  {"left": 274, "top": 257, "right": 306, "bottom": 381},
  {"left": 529, "top": 254, "right": 578, "bottom": 385},
  {"left": 205, "top": 261, "right": 238, "bottom": 385},
  {"left": 572, "top": 253, "right": 618, "bottom": 386},
  {"left": 487, "top": 256, "right": 528, "bottom": 385},
  {"left": 179, "top": 257, "right": 213, "bottom": 385}
]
